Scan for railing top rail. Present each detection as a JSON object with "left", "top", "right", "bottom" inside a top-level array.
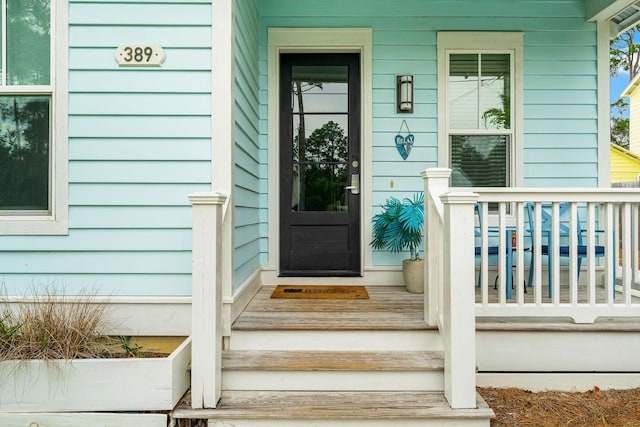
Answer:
[{"left": 469, "top": 187, "right": 640, "bottom": 203}]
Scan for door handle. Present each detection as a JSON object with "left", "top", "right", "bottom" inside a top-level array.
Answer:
[{"left": 345, "top": 174, "right": 360, "bottom": 195}]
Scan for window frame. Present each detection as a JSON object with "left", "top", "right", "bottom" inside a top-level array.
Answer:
[
  {"left": 437, "top": 32, "right": 523, "bottom": 188},
  {"left": 0, "top": 0, "right": 68, "bottom": 235}
]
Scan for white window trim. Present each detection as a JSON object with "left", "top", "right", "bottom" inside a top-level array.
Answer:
[
  {"left": 0, "top": 0, "right": 68, "bottom": 235},
  {"left": 266, "top": 28, "right": 373, "bottom": 271},
  {"left": 437, "top": 32, "right": 524, "bottom": 187}
]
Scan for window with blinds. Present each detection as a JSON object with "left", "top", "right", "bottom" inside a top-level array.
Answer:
[{"left": 447, "top": 52, "right": 513, "bottom": 188}]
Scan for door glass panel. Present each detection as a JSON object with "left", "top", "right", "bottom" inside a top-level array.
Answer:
[
  {"left": 292, "top": 114, "right": 348, "bottom": 163},
  {"left": 291, "top": 66, "right": 348, "bottom": 113},
  {"left": 290, "top": 64, "right": 350, "bottom": 212},
  {"left": 292, "top": 163, "right": 348, "bottom": 212}
]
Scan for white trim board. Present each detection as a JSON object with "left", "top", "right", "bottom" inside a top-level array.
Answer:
[
  {"left": 0, "top": 0, "right": 68, "bottom": 235},
  {"left": 267, "top": 28, "right": 374, "bottom": 274},
  {"left": 1, "top": 296, "right": 192, "bottom": 336},
  {"left": 478, "top": 373, "right": 640, "bottom": 392},
  {"left": 0, "top": 413, "right": 167, "bottom": 427}
]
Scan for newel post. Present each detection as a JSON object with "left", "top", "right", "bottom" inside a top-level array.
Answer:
[
  {"left": 440, "top": 191, "right": 478, "bottom": 409},
  {"left": 189, "top": 192, "right": 228, "bottom": 409},
  {"left": 421, "top": 168, "right": 451, "bottom": 326}
]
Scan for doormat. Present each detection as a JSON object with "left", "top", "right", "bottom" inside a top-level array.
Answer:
[{"left": 270, "top": 285, "right": 369, "bottom": 300}]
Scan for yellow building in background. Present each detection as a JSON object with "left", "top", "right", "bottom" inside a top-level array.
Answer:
[
  {"left": 610, "top": 143, "right": 640, "bottom": 183},
  {"left": 616, "top": 75, "right": 640, "bottom": 184}
]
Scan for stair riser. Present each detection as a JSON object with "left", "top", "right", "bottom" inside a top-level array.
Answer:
[
  {"left": 229, "top": 330, "right": 443, "bottom": 351},
  {"left": 222, "top": 370, "right": 444, "bottom": 392},
  {"left": 208, "top": 418, "right": 489, "bottom": 427}
]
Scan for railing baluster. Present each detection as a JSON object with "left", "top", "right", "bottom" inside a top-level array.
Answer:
[
  {"left": 569, "top": 202, "right": 579, "bottom": 305},
  {"left": 587, "top": 202, "right": 596, "bottom": 305},
  {"left": 605, "top": 203, "right": 615, "bottom": 306},
  {"left": 551, "top": 202, "right": 560, "bottom": 305},
  {"left": 515, "top": 202, "right": 525, "bottom": 305},
  {"left": 534, "top": 202, "right": 542, "bottom": 305},
  {"left": 622, "top": 203, "right": 632, "bottom": 305},
  {"left": 633, "top": 203, "right": 639, "bottom": 284},
  {"left": 481, "top": 202, "right": 489, "bottom": 305},
  {"left": 498, "top": 202, "right": 507, "bottom": 306}
]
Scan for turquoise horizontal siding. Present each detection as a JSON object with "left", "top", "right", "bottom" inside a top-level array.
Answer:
[
  {"left": 69, "top": 71, "right": 211, "bottom": 92},
  {"left": 260, "top": 0, "right": 600, "bottom": 266},
  {"left": 69, "top": 94, "right": 211, "bottom": 115},
  {"left": 69, "top": 139, "right": 211, "bottom": 161},
  {"left": 0, "top": 1, "right": 213, "bottom": 297},
  {"left": 69, "top": 207, "right": 193, "bottom": 228},
  {"left": 0, "top": 274, "right": 191, "bottom": 296},
  {"left": 3, "top": 230, "right": 191, "bottom": 251},
  {"left": 69, "top": 161, "right": 211, "bottom": 183},
  {"left": 234, "top": 0, "right": 262, "bottom": 288}
]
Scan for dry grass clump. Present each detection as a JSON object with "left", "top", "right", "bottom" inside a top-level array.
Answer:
[
  {"left": 0, "top": 285, "right": 114, "bottom": 362},
  {"left": 479, "top": 386, "right": 640, "bottom": 426}
]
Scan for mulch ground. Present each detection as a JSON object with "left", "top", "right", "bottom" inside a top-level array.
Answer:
[{"left": 478, "top": 387, "right": 640, "bottom": 426}]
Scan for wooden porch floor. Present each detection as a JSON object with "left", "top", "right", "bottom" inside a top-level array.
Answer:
[
  {"left": 233, "top": 285, "right": 432, "bottom": 331},
  {"left": 232, "top": 283, "right": 640, "bottom": 332}
]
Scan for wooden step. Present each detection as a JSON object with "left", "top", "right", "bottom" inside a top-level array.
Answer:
[
  {"left": 229, "top": 329, "right": 443, "bottom": 351},
  {"left": 221, "top": 350, "right": 445, "bottom": 391},
  {"left": 172, "top": 391, "right": 494, "bottom": 426},
  {"left": 222, "top": 350, "right": 444, "bottom": 371}
]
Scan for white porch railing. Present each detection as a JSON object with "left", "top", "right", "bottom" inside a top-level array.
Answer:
[
  {"left": 422, "top": 169, "right": 478, "bottom": 409},
  {"left": 472, "top": 189, "right": 640, "bottom": 324},
  {"left": 424, "top": 168, "right": 640, "bottom": 326},
  {"left": 189, "top": 192, "right": 228, "bottom": 409},
  {"left": 423, "top": 167, "right": 640, "bottom": 407}
]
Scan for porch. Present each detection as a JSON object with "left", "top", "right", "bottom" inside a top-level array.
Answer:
[{"left": 184, "top": 167, "right": 640, "bottom": 425}]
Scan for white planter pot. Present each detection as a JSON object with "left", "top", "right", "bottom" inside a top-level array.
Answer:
[
  {"left": 402, "top": 258, "right": 425, "bottom": 293},
  {"left": 0, "top": 337, "right": 191, "bottom": 412}
]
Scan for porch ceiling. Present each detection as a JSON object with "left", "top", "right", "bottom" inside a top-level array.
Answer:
[{"left": 588, "top": 0, "right": 640, "bottom": 35}]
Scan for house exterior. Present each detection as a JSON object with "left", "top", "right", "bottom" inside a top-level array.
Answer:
[
  {"left": 622, "top": 69, "right": 640, "bottom": 156},
  {"left": 2, "top": 1, "right": 640, "bottom": 426},
  {"left": 611, "top": 143, "right": 640, "bottom": 182}
]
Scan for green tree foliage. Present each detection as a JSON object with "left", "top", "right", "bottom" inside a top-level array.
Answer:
[
  {"left": 611, "top": 26, "right": 640, "bottom": 80},
  {"left": 0, "top": 1, "right": 51, "bottom": 210},
  {"left": 610, "top": 25, "right": 640, "bottom": 147},
  {"left": 611, "top": 98, "right": 630, "bottom": 149},
  {"left": 294, "top": 120, "right": 348, "bottom": 211},
  {"left": 0, "top": 97, "right": 50, "bottom": 210}
]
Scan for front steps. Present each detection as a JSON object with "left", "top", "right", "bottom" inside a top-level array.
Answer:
[
  {"left": 173, "top": 286, "right": 494, "bottom": 426},
  {"left": 176, "top": 390, "right": 493, "bottom": 427},
  {"left": 222, "top": 350, "right": 445, "bottom": 391}
]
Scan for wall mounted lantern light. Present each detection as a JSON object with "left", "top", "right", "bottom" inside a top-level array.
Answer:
[{"left": 396, "top": 75, "right": 414, "bottom": 113}]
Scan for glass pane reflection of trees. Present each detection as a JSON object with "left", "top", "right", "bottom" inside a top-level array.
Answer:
[
  {"left": 0, "top": 96, "right": 50, "bottom": 211},
  {"left": 290, "top": 66, "right": 350, "bottom": 212},
  {"left": 292, "top": 120, "right": 349, "bottom": 212}
]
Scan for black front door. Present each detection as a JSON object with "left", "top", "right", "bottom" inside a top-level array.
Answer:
[{"left": 279, "top": 53, "right": 361, "bottom": 276}]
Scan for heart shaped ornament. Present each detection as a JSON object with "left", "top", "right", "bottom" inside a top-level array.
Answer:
[{"left": 395, "top": 133, "right": 414, "bottom": 160}]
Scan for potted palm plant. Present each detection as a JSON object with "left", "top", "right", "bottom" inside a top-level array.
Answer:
[{"left": 370, "top": 192, "right": 424, "bottom": 293}]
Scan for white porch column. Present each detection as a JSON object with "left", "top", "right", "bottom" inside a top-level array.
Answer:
[
  {"left": 440, "top": 191, "right": 478, "bottom": 409},
  {"left": 212, "top": 0, "right": 235, "bottom": 336},
  {"left": 421, "top": 168, "right": 451, "bottom": 326},
  {"left": 189, "top": 192, "right": 228, "bottom": 409}
]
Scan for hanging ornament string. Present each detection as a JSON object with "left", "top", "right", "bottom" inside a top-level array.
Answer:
[{"left": 395, "top": 119, "right": 414, "bottom": 160}]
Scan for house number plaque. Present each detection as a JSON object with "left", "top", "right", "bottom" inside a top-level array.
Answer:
[{"left": 115, "top": 45, "right": 166, "bottom": 67}]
